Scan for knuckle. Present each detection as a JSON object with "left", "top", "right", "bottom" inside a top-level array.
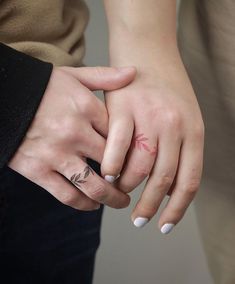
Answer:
[
  {"left": 194, "top": 122, "right": 205, "bottom": 140},
  {"left": 21, "top": 160, "right": 48, "bottom": 181},
  {"left": 88, "top": 183, "right": 107, "bottom": 201},
  {"left": 181, "top": 179, "right": 200, "bottom": 195},
  {"left": 59, "top": 117, "right": 78, "bottom": 140},
  {"left": 60, "top": 192, "right": 77, "bottom": 206},
  {"left": 79, "top": 93, "right": 94, "bottom": 114},
  {"left": 58, "top": 159, "right": 76, "bottom": 174},
  {"left": 41, "top": 147, "right": 59, "bottom": 163},
  {"left": 164, "top": 110, "right": 182, "bottom": 129},
  {"left": 133, "top": 166, "right": 150, "bottom": 179},
  {"left": 156, "top": 174, "right": 174, "bottom": 191}
]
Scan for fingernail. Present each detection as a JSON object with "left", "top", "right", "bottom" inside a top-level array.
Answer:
[
  {"left": 105, "top": 174, "right": 120, "bottom": 183},
  {"left": 133, "top": 217, "right": 149, "bottom": 228},
  {"left": 160, "top": 223, "right": 175, "bottom": 234}
]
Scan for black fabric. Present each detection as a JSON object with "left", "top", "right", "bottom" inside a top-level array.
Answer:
[
  {"left": 0, "top": 42, "right": 53, "bottom": 169},
  {"left": 0, "top": 158, "right": 104, "bottom": 284},
  {"left": 0, "top": 42, "right": 104, "bottom": 283}
]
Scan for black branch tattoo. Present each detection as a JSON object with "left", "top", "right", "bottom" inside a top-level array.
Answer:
[{"left": 70, "top": 165, "right": 94, "bottom": 190}]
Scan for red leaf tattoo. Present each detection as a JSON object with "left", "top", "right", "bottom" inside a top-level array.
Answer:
[
  {"left": 133, "top": 133, "right": 158, "bottom": 156},
  {"left": 134, "top": 133, "right": 151, "bottom": 152},
  {"left": 142, "top": 143, "right": 151, "bottom": 152}
]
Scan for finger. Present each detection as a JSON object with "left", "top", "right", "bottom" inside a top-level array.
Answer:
[
  {"left": 114, "top": 130, "right": 157, "bottom": 193},
  {"left": 130, "top": 131, "right": 181, "bottom": 227},
  {"left": 38, "top": 171, "right": 101, "bottom": 211},
  {"left": 101, "top": 115, "right": 134, "bottom": 183},
  {"left": 158, "top": 132, "right": 204, "bottom": 234},
  {"left": 57, "top": 155, "right": 131, "bottom": 209},
  {"left": 61, "top": 66, "right": 136, "bottom": 91},
  {"left": 80, "top": 126, "right": 106, "bottom": 164},
  {"left": 89, "top": 97, "right": 109, "bottom": 138}
]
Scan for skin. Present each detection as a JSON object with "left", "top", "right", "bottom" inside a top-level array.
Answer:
[
  {"left": 8, "top": 66, "right": 136, "bottom": 211},
  {"left": 102, "top": 0, "right": 205, "bottom": 230},
  {"left": 8, "top": 1, "right": 204, "bottom": 234}
]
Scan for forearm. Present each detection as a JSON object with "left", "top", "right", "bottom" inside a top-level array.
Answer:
[{"left": 103, "top": 0, "right": 180, "bottom": 70}]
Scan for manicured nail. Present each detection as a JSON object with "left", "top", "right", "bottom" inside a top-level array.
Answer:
[
  {"left": 105, "top": 174, "right": 120, "bottom": 183},
  {"left": 133, "top": 217, "right": 149, "bottom": 228},
  {"left": 160, "top": 223, "right": 175, "bottom": 234}
]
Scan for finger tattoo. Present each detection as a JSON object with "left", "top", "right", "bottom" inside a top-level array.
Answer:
[
  {"left": 70, "top": 165, "right": 94, "bottom": 190},
  {"left": 132, "top": 133, "right": 157, "bottom": 155}
]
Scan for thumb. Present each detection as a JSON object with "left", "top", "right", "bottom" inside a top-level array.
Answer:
[{"left": 62, "top": 66, "right": 136, "bottom": 91}]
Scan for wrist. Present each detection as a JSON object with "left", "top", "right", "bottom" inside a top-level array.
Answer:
[
  {"left": 109, "top": 48, "right": 184, "bottom": 80},
  {"left": 109, "top": 36, "right": 180, "bottom": 68}
]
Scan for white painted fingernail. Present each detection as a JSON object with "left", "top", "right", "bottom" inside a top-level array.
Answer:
[
  {"left": 160, "top": 223, "right": 175, "bottom": 234},
  {"left": 133, "top": 217, "right": 149, "bottom": 228},
  {"left": 105, "top": 174, "right": 120, "bottom": 183}
]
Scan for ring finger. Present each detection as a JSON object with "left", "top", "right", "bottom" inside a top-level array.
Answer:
[
  {"left": 115, "top": 129, "right": 158, "bottom": 193},
  {"left": 131, "top": 129, "right": 182, "bottom": 227},
  {"left": 57, "top": 155, "right": 130, "bottom": 209}
]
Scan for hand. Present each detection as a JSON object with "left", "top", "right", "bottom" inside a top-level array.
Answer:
[
  {"left": 8, "top": 65, "right": 136, "bottom": 211},
  {"left": 101, "top": 64, "right": 204, "bottom": 232}
]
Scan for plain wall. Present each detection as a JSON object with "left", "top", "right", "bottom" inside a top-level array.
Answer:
[{"left": 84, "top": 1, "right": 213, "bottom": 283}]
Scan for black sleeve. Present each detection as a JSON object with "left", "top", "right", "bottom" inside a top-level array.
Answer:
[{"left": 0, "top": 43, "right": 53, "bottom": 169}]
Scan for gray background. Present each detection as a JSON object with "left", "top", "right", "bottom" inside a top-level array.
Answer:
[{"left": 84, "top": 1, "right": 213, "bottom": 283}]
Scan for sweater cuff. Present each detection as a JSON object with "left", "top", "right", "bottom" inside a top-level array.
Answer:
[{"left": 0, "top": 43, "right": 53, "bottom": 169}]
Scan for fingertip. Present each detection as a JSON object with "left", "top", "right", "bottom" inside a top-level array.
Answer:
[
  {"left": 131, "top": 204, "right": 154, "bottom": 228},
  {"left": 110, "top": 66, "right": 136, "bottom": 88},
  {"left": 160, "top": 223, "right": 175, "bottom": 234},
  {"left": 100, "top": 154, "right": 123, "bottom": 184},
  {"left": 158, "top": 213, "right": 179, "bottom": 234},
  {"left": 100, "top": 162, "right": 121, "bottom": 184},
  {"left": 104, "top": 173, "right": 120, "bottom": 183},
  {"left": 121, "top": 193, "right": 131, "bottom": 209},
  {"left": 132, "top": 216, "right": 149, "bottom": 228}
]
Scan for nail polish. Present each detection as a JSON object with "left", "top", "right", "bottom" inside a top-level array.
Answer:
[
  {"left": 105, "top": 174, "right": 120, "bottom": 183},
  {"left": 160, "top": 223, "right": 175, "bottom": 234},
  {"left": 133, "top": 217, "right": 149, "bottom": 228}
]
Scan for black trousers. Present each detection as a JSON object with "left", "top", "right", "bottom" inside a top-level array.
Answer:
[{"left": 0, "top": 159, "right": 104, "bottom": 284}]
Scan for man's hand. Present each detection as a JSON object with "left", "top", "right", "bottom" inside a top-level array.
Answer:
[{"left": 8, "top": 65, "right": 136, "bottom": 211}]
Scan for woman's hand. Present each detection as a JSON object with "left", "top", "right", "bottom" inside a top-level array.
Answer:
[
  {"left": 8, "top": 65, "right": 136, "bottom": 211},
  {"left": 101, "top": 64, "right": 204, "bottom": 233}
]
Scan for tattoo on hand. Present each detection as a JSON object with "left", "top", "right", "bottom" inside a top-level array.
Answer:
[
  {"left": 70, "top": 165, "right": 94, "bottom": 190},
  {"left": 133, "top": 133, "right": 157, "bottom": 156}
]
